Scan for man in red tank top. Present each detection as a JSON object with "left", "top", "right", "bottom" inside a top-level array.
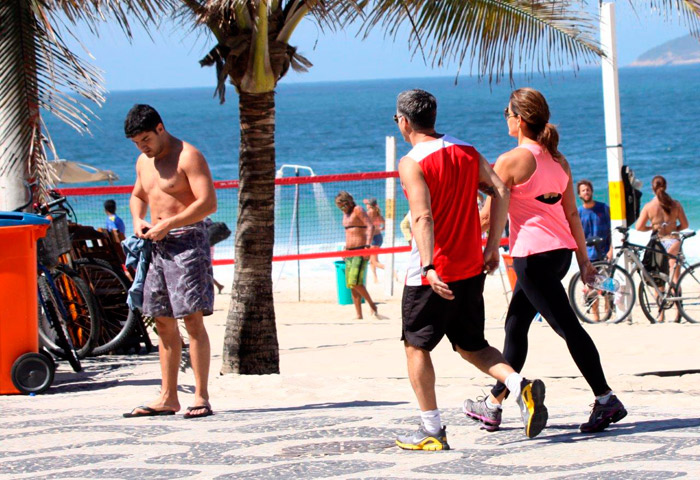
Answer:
[{"left": 394, "top": 90, "right": 549, "bottom": 451}]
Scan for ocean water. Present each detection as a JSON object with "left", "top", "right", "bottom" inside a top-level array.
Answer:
[{"left": 44, "top": 65, "right": 700, "bottom": 261}]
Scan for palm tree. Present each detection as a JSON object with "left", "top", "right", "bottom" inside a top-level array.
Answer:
[
  {"left": 0, "top": 0, "right": 174, "bottom": 209},
  {"left": 179, "top": 0, "right": 611, "bottom": 375}
]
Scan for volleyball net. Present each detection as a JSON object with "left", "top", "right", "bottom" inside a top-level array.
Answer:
[{"left": 56, "top": 170, "right": 412, "bottom": 265}]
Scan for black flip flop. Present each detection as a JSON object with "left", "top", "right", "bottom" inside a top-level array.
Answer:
[
  {"left": 183, "top": 405, "right": 214, "bottom": 419},
  {"left": 123, "top": 406, "right": 176, "bottom": 418}
]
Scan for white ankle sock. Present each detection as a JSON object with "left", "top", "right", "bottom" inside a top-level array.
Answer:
[
  {"left": 420, "top": 409, "right": 442, "bottom": 435},
  {"left": 486, "top": 397, "right": 503, "bottom": 410},
  {"left": 505, "top": 372, "right": 524, "bottom": 398},
  {"left": 596, "top": 391, "right": 613, "bottom": 404}
]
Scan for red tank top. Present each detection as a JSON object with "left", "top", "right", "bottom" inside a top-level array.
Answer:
[{"left": 404, "top": 135, "right": 483, "bottom": 286}]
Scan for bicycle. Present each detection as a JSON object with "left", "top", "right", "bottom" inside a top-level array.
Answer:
[
  {"left": 568, "top": 226, "right": 699, "bottom": 324},
  {"left": 34, "top": 195, "right": 101, "bottom": 360}
]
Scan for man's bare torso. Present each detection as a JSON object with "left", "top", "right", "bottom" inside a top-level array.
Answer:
[
  {"left": 343, "top": 206, "right": 373, "bottom": 249},
  {"left": 138, "top": 140, "right": 198, "bottom": 223}
]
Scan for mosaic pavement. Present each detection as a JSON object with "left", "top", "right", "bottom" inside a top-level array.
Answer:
[{"left": 1, "top": 388, "right": 699, "bottom": 480}]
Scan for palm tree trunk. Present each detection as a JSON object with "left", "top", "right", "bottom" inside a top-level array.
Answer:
[
  {"left": 0, "top": 1, "right": 38, "bottom": 210},
  {"left": 221, "top": 91, "right": 280, "bottom": 374}
]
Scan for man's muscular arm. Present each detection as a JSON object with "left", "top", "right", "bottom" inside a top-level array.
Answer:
[
  {"left": 130, "top": 156, "right": 152, "bottom": 239},
  {"left": 399, "top": 156, "right": 454, "bottom": 300},
  {"left": 145, "top": 148, "right": 217, "bottom": 241},
  {"left": 479, "top": 154, "right": 510, "bottom": 273}
]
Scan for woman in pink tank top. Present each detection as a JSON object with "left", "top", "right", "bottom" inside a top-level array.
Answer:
[{"left": 463, "top": 88, "right": 626, "bottom": 435}]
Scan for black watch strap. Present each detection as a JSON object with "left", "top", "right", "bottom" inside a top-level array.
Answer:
[{"left": 421, "top": 264, "right": 435, "bottom": 277}]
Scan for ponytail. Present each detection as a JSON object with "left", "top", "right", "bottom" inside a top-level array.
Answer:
[
  {"left": 536, "top": 122, "right": 560, "bottom": 159},
  {"left": 652, "top": 175, "right": 674, "bottom": 214},
  {"left": 510, "top": 88, "right": 562, "bottom": 158}
]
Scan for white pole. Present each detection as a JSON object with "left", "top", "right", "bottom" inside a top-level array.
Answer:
[
  {"left": 385, "top": 136, "right": 397, "bottom": 297},
  {"left": 601, "top": 2, "right": 632, "bottom": 315},
  {"left": 600, "top": 2, "right": 627, "bottom": 241}
]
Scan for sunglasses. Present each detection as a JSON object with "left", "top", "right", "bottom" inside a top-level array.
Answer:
[
  {"left": 393, "top": 114, "right": 403, "bottom": 123},
  {"left": 503, "top": 107, "right": 517, "bottom": 119}
]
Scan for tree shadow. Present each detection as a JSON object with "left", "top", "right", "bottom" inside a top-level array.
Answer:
[
  {"left": 217, "top": 400, "right": 410, "bottom": 415},
  {"left": 48, "top": 376, "right": 162, "bottom": 394}
]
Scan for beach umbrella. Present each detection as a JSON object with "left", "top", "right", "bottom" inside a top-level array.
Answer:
[{"left": 48, "top": 160, "right": 119, "bottom": 185}]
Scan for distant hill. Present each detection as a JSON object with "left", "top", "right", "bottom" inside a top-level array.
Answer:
[{"left": 629, "top": 35, "right": 700, "bottom": 67}]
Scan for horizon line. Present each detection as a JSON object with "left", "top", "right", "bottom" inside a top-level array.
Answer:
[{"left": 103, "top": 62, "right": 700, "bottom": 94}]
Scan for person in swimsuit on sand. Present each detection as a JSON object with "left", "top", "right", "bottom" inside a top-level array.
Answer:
[
  {"left": 636, "top": 175, "right": 689, "bottom": 285},
  {"left": 363, "top": 197, "right": 386, "bottom": 283},
  {"left": 335, "top": 191, "right": 384, "bottom": 320}
]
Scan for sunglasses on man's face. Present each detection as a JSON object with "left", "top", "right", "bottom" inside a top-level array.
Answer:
[{"left": 393, "top": 114, "right": 403, "bottom": 123}]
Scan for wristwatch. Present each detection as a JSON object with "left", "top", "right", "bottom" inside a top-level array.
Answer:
[{"left": 421, "top": 264, "right": 435, "bottom": 277}]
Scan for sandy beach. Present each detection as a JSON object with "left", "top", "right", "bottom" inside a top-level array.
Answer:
[{"left": 1, "top": 258, "right": 699, "bottom": 479}]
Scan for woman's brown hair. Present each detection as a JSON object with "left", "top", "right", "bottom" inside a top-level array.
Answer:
[
  {"left": 509, "top": 88, "right": 560, "bottom": 159},
  {"left": 652, "top": 175, "right": 674, "bottom": 214}
]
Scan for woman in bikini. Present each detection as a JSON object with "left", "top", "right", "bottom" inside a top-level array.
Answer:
[
  {"left": 363, "top": 197, "right": 386, "bottom": 283},
  {"left": 636, "top": 175, "right": 689, "bottom": 285}
]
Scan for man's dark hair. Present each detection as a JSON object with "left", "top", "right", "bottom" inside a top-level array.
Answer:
[
  {"left": 396, "top": 89, "right": 437, "bottom": 131},
  {"left": 124, "top": 104, "right": 163, "bottom": 138},
  {"left": 576, "top": 179, "right": 593, "bottom": 194},
  {"left": 104, "top": 199, "right": 117, "bottom": 214}
]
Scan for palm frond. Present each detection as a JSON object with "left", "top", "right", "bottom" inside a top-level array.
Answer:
[
  {"left": 355, "top": 0, "right": 603, "bottom": 83},
  {"left": 632, "top": 0, "right": 700, "bottom": 36}
]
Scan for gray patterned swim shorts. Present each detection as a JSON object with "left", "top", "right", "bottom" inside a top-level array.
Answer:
[{"left": 142, "top": 221, "right": 214, "bottom": 319}]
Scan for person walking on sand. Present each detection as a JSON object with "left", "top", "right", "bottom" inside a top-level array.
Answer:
[
  {"left": 393, "top": 89, "right": 547, "bottom": 451},
  {"left": 122, "top": 104, "right": 217, "bottom": 420},
  {"left": 363, "top": 197, "right": 386, "bottom": 283},
  {"left": 335, "top": 191, "right": 384, "bottom": 320},
  {"left": 636, "top": 175, "right": 689, "bottom": 285},
  {"left": 464, "top": 88, "right": 626, "bottom": 434}
]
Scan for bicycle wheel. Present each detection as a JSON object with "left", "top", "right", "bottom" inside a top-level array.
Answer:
[
  {"left": 568, "top": 261, "right": 635, "bottom": 324},
  {"left": 73, "top": 258, "right": 138, "bottom": 355},
  {"left": 638, "top": 274, "right": 679, "bottom": 324},
  {"left": 38, "top": 274, "right": 82, "bottom": 372},
  {"left": 677, "top": 262, "right": 700, "bottom": 323},
  {"left": 54, "top": 266, "right": 101, "bottom": 355}
]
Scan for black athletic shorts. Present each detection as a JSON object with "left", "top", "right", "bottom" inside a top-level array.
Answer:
[{"left": 401, "top": 273, "right": 489, "bottom": 352}]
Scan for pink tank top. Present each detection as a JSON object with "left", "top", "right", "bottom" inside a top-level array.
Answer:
[{"left": 508, "top": 143, "right": 577, "bottom": 257}]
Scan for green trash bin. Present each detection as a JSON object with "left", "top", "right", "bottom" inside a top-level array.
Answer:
[{"left": 334, "top": 260, "right": 364, "bottom": 305}]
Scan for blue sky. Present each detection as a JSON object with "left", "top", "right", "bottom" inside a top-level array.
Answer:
[{"left": 63, "top": 2, "right": 695, "bottom": 92}]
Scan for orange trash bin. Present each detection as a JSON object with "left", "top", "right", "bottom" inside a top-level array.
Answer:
[{"left": 0, "top": 212, "right": 50, "bottom": 394}]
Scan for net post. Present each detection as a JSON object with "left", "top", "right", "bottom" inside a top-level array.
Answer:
[{"left": 385, "top": 136, "right": 397, "bottom": 297}]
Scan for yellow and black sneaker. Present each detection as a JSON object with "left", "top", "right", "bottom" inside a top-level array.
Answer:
[
  {"left": 396, "top": 425, "right": 450, "bottom": 451},
  {"left": 516, "top": 378, "right": 548, "bottom": 438}
]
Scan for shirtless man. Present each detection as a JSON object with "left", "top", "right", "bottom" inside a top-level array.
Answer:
[
  {"left": 636, "top": 175, "right": 689, "bottom": 284},
  {"left": 122, "top": 104, "right": 217, "bottom": 419},
  {"left": 335, "top": 191, "right": 383, "bottom": 320}
]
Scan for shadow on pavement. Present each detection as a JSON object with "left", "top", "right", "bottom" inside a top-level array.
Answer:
[
  {"left": 230, "top": 400, "right": 410, "bottom": 414},
  {"left": 540, "top": 416, "right": 700, "bottom": 443}
]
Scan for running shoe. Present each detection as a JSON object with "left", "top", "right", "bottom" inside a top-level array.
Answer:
[
  {"left": 516, "top": 378, "right": 548, "bottom": 438},
  {"left": 580, "top": 395, "right": 627, "bottom": 433},
  {"left": 396, "top": 425, "right": 450, "bottom": 451},
  {"left": 463, "top": 397, "right": 502, "bottom": 432}
]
